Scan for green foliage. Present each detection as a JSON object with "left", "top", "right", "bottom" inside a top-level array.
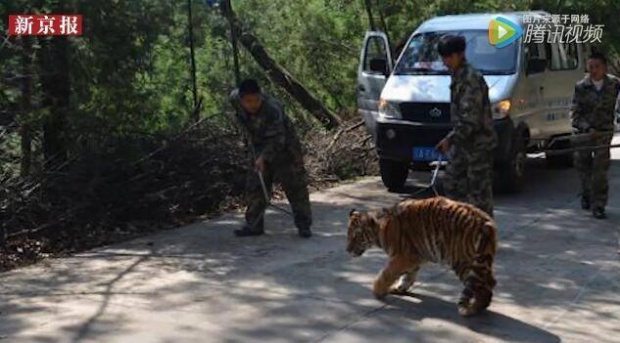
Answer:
[{"left": 1, "top": 0, "right": 619, "bottom": 168}]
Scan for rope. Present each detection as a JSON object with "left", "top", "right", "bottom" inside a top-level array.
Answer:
[{"left": 407, "top": 156, "right": 444, "bottom": 198}]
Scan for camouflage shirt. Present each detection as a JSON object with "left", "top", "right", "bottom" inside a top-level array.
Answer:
[
  {"left": 570, "top": 74, "right": 620, "bottom": 133},
  {"left": 229, "top": 89, "right": 303, "bottom": 162},
  {"left": 446, "top": 61, "right": 498, "bottom": 151}
]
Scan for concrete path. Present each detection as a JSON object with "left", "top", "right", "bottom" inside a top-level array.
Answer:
[{"left": 1, "top": 138, "right": 620, "bottom": 343}]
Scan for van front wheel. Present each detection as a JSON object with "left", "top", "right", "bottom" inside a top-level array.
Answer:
[
  {"left": 380, "top": 159, "right": 409, "bottom": 192},
  {"left": 546, "top": 139, "right": 573, "bottom": 169},
  {"left": 546, "top": 153, "right": 573, "bottom": 168},
  {"left": 495, "top": 149, "right": 526, "bottom": 194}
]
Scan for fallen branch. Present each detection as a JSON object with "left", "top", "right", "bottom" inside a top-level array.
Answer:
[
  {"left": 358, "top": 135, "right": 373, "bottom": 147},
  {"left": 6, "top": 203, "right": 90, "bottom": 240},
  {"left": 326, "top": 120, "right": 365, "bottom": 152}
]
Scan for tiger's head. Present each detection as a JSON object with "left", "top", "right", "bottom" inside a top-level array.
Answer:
[{"left": 346, "top": 208, "right": 380, "bottom": 257}]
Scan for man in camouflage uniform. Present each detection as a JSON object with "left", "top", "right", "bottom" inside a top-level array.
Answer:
[
  {"left": 229, "top": 79, "right": 313, "bottom": 237},
  {"left": 570, "top": 52, "right": 620, "bottom": 219},
  {"left": 435, "top": 35, "right": 498, "bottom": 217}
]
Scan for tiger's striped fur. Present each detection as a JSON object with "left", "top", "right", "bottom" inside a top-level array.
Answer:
[{"left": 346, "top": 196, "right": 497, "bottom": 316}]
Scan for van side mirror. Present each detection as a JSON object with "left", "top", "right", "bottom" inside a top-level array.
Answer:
[
  {"left": 369, "top": 57, "right": 389, "bottom": 76},
  {"left": 526, "top": 58, "right": 547, "bottom": 75}
]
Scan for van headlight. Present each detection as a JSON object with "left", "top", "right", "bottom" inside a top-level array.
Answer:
[
  {"left": 492, "top": 99, "right": 511, "bottom": 120},
  {"left": 378, "top": 99, "right": 402, "bottom": 119}
]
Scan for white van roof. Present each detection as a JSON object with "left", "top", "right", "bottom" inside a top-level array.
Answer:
[{"left": 415, "top": 11, "right": 551, "bottom": 32}]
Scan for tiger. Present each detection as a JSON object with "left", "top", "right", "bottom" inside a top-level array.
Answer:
[{"left": 346, "top": 196, "right": 498, "bottom": 317}]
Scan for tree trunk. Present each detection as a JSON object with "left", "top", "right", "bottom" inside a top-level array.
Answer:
[
  {"left": 377, "top": 4, "right": 392, "bottom": 55},
  {"left": 219, "top": 1, "right": 341, "bottom": 130},
  {"left": 225, "top": 0, "right": 241, "bottom": 85},
  {"left": 20, "top": 36, "right": 32, "bottom": 177},
  {"left": 39, "top": 35, "right": 70, "bottom": 169},
  {"left": 363, "top": 0, "right": 376, "bottom": 31},
  {"left": 187, "top": 0, "right": 199, "bottom": 122}
]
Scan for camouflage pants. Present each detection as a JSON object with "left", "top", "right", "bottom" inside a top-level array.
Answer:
[
  {"left": 574, "top": 133, "right": 613, "bottom": 208},
  {"left": 444, "top": 147, "right": 494, "bottom": 217},
  {"left": 245, "top": 155, "right": 312, "bottom": 231}
]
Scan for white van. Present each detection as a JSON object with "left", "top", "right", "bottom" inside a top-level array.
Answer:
[{"left": 357, "top": 11, "right": 589, "bottom": 192}]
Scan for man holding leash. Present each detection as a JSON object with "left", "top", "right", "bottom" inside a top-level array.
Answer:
[
  {"left": 435, "top": 35, "right": 498, "bottom": 218},
  {"left": 570, "top": 52, "right": 620, "bottom": 219},
  {"left": 229, "top": 79, "right": 313, "bottom": 237}
]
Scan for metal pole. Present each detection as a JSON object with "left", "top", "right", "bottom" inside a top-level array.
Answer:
[
  {"left": 544, "top": 143, "right": 620, "bottom": 155},
  {"left": 188, "top": 0, "right": 199, "bottom": 122}
]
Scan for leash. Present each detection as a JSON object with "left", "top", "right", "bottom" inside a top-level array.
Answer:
[{"left": 409, "top": 154, "right": 444, "bottom": 198}]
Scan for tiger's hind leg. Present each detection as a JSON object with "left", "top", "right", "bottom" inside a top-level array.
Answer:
[
  {"left": 390, "top": 265, "right": 420, "bottom": 295},
  {"left": 454, "top": 253, "right": 496, "bottom": 317},
  {"left": 455, "top": 221, "right": 497, "bottom": 317},
  {"left": 470, "top": 253, "right": 496, "bottom": 313},
  {"left": 452, "top": 262, "right": 475, "bottom": 316}
]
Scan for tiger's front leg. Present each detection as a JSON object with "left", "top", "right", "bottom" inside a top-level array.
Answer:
[
  {"left": 373, "top": 256, "right": 417, "bottom": 300},
  {"left": 391, "top": 265, "right": 420, "bottom": 295}
]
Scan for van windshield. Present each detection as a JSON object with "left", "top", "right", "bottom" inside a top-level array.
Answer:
[{"left": 394, "top": 30, "right": 518, "bottom": 75}]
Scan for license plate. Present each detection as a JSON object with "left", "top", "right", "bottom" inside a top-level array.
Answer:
[{"left": 412, "top": 147, "right": 445, "bottom": 162}]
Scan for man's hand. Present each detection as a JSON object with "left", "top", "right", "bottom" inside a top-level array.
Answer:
[
  {"left": 589, "top": 128, "right": 599, "bottom": 138},
  {"left": 254, "top": 155, "right": 265, "bottom": 172},
  {"left": 436, "top": 138, "right": 450, "bottom": 154}
]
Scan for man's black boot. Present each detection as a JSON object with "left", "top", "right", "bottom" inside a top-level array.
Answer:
[
  {"left": 234, "top": 225, "right": 264, "bottom": 237},
  {"left": 581, "top": 196, "right": 590, "bottom": 210},
  {"left": 298, "top": 227, "right": 312, "bottom": 238},
  {"left": 592, "top": 207, "right": 606, "bottom": 219}
]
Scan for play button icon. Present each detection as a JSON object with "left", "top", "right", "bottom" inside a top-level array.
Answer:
[
  {"left": 498, "top": 25, "right": 507, "bottom": 39},
  {"left": 489, "top": 16, "right": 523, "bottom": 48}
]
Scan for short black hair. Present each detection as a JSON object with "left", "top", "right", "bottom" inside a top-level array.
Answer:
[
  {"left": 437, "top": 35, "right": 466, "bottom": 57},
  {"left": 588, "top": 51, "right": 607, "bottom": 65},
  {"left": 238, "top": 78, "right": 261, "bottom": 97}
]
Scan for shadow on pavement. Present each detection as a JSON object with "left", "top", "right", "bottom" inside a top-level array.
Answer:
[
  {"left": 1, "top": 158, "right": 619, "bottom": 342},
  {"left": 384, "top": 293, "right": 562, "bottom": 343}
]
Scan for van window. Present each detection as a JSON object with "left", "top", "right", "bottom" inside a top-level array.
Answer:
[
  {"left": 363, "top": 36, "right": 389, "bottom": 73},
  {"left": 393, "top": 30, "right": 518, "bottom": 75},
  {"left": 526, "top": 42, "right": 542, "bottom": 60},
  {"left": 526, "top": 41, "right": 548, "bottom": 74},
  {"left": 549, "top": 42, "right": 578, "bottom": 70},
  {"left": 543, "top": 42, "right": 553, "bottom": 66}
]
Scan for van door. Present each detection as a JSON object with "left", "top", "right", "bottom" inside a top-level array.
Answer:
[
  {"left": 357, "top": 31, "right": 393, "bottom": 139},
  {"left": 522, "top": 40, "right": 548, "bottom": 144},
  {"left": 542, "top": 40, "right": 583, "bottom": 139}
]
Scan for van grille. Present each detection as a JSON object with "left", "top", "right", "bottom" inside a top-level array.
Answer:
[{"left": 399, "top": 102, "right": 451, "bottom": 123}]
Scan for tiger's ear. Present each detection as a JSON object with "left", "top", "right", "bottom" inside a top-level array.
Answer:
[{"left": 349, "top": 208, "right": 359, "bottom": 217}]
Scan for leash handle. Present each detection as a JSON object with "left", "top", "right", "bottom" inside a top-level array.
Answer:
[{"left": 430, "top": 154, "right": 442, "bottom": 186}]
